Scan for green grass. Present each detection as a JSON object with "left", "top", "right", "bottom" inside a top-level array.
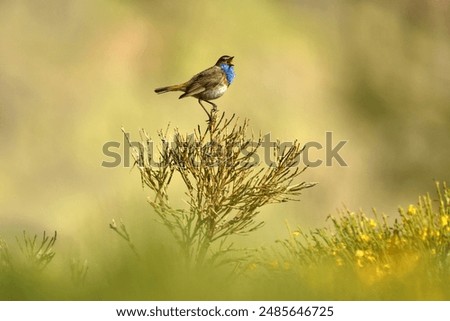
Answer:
[
  {"left": 0, "top": 182, "right": 448, "bottom": 300},
  {"left": 251, "top": 182, "right": 449, "bottom": 300}
]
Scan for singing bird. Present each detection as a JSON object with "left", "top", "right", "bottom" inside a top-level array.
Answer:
[{"left": 154, "top": 55, "right": 235, "bottom": 111}]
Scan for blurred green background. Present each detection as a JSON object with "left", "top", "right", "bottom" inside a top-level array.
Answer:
[{"left": 1, "top": 0, "right": 449, "bottom": 298}]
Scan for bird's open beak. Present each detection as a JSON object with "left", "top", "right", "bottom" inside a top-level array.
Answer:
[{"left": 228, "top": 56, "right": 234, "bottom": 66}]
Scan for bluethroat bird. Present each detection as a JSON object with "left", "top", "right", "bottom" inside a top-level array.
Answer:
[{"left": 154, "top": 55, "right": 235, "bottom": 113}]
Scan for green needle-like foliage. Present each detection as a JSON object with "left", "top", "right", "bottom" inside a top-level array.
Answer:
[{"left": 16, "top": 231, "right": 57, "bottom": 271}]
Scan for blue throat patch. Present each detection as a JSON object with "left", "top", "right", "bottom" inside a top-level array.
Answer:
[{"left": 220, "top": 64, "right": 235, "bottom": 85}]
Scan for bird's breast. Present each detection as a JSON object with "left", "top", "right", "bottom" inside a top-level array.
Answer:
[{"left": 201, "top": 83, "right": 228, "bottom": 100}]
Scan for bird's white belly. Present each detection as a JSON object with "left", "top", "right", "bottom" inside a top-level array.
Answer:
[{"left": 204, "top": 84, "right": 228, "bottom": 100}]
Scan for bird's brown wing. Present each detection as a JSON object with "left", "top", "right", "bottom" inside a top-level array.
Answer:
[{"left": 180, "top": 66, "right": 223, "bottom": 98}]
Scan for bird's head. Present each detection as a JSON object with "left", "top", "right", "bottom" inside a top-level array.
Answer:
[{"left": 215, "top": 55, "right": 234, "bottom": 67}]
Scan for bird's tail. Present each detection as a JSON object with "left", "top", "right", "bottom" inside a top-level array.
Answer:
[{"left": 154, "top": 83, "right": 185, "bottom": 94}]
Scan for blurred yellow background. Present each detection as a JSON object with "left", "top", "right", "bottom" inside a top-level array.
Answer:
[{"left": 1, "top": 1, "right": 449, "bottom": 260}]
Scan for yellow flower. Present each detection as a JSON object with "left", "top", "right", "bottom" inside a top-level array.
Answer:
[
  {"left": 407, "top": 204, "right": 417, "bottom": 216},
  {"left": 292, "top": 230, "right": 301, "bottom": 237},
  {"left": 360, "top": 234, "right": 370, "bottom": 242},
  {"left": 269, "top": 260, "right": 279, "bottom": 270},
  {"left": 367, "top": 254, "right": 376, "bottom": 263},
  {"left": 356, "top": 259, "right": 364, "bottom": 268},
  {"left": 441, "top": 215, "right": 449, "bottom": 227},
  {"left": 355, "top": 250, "right": 365, "bottom": 258},
  {"left": 369, "top": 219, "right": 377, "bottom": 228},
  {"left": 421, "top": 228, "right": 428, "bottom": 241}
]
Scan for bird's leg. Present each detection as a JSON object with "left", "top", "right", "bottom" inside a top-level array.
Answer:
[
  {"left": 198, "top": 99, "right": 211, "bottom": 119},
  {"left": 204, "top": 100, "right": 218, "bottom": 112},
  {"left": 198, "top": 99, "right": 218, "bottom": 131}
]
